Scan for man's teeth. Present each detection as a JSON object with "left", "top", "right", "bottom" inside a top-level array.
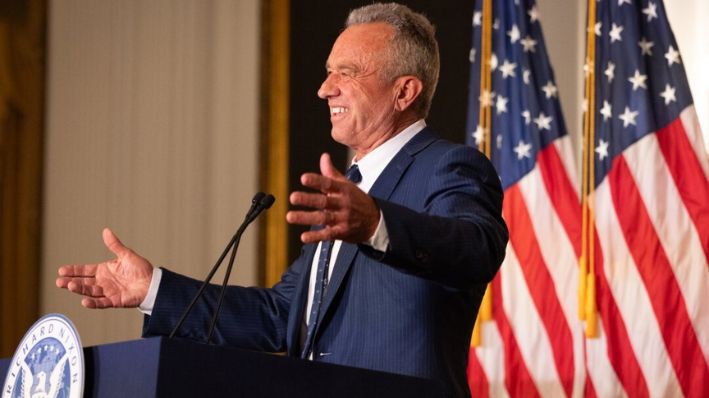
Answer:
[{"left": 331, "top": 107, "right": 348, "bottom": 115}]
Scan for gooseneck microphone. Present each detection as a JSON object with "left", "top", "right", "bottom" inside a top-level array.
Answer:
[{"left": 169, "top": 192, "right": 275, "bottom": 342}]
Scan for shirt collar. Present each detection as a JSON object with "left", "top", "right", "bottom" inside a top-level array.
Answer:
[{"left": 352, "top": 119, "right": 426, "bottom": 193}]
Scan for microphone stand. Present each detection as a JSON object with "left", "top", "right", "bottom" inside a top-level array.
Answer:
[{"left": 168, "top": 193, "right": 274, "bottom": 341}]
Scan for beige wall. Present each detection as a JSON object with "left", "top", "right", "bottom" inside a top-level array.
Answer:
[
  {"left": 41, "top": 0, "right": 260, "bottom": 347},
  {"left": 665, "top": 0, "right": 709, "bottom": 151}
]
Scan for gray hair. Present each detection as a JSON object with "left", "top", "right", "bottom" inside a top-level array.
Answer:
[{"left": 346, "top": 3, "right": 440, "bottom": 118}]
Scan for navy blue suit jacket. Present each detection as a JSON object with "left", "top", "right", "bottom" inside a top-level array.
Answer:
[{"left": 143, "top": 128, "right": 508, "bottom": 397}]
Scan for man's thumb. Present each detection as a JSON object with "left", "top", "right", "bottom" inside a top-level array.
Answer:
[
  {"left": 320, "top": 152, "right": 344, "bottom": 180},
  {"left": 103, "top": 228, "right": 129, "bottom": 257}
]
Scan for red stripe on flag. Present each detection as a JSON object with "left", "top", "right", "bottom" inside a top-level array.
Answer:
[
  {"left": 582, "top": 338, "right": 598, "bottom": 398},
  {"left": 655, "top": 117, "right": 709, "bottom": 260},
  {"left": 467, "top": 349, "right": 489, "bottom": 398},
  {"left": 584, "top": 370, "right": 597, "bottom": 398},
  {"left": 537, "top": 145, "right": 582, "bottom": 257},
  {"left": 609, "top": 157, "right": 709, "bottom": 397},
  {"left": 593, "top": 241, "right": 650, "bottom": 398},
  {"left": 491, "top": 275, "right": 540, "bottom": 398},
  {"left": 504, "top": 185, "right": 575, "bottom": 396}
]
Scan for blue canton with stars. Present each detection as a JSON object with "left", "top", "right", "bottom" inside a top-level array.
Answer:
[
  {"left": 466, "top": 0, "right": 569, "bottom": 190},
  {"left": 591, "top": 0, "right": 693, "bottom": 186}
]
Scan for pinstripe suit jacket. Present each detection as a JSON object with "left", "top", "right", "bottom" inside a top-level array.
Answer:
[{"left": 143, "top": 128, "right": 508, "bottom": 397}]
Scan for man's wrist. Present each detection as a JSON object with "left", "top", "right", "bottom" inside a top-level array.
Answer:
[
  {"left": 365, "top": 210, "right": 389, "bottom": 252},
  {"left": 138, "top": 267, "right": 162, "bottom": 315}
]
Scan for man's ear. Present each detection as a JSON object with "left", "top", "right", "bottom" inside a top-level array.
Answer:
[{"left": 393, "top": 76, "right": 423, "bottom": 112}]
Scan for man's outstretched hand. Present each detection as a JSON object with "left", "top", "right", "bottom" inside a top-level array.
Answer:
[
  {"left": 56, "top": 228, "right": 153, "bottom": 309},
  {"left": 287, "top": 153, "right": 380, "bottom": 244}
]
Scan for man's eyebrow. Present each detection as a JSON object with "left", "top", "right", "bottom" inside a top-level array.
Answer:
[{"left": 325, "top": 62, "right": 359, "bottom": 73}]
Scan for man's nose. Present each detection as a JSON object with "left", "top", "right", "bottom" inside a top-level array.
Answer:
[{"left": 317, "top": 74, "right": 339, "bottom": 99}]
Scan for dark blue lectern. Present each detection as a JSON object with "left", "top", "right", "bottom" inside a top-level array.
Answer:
[{"left": 1, "top": 337, "right": 445, "bottom": 397}]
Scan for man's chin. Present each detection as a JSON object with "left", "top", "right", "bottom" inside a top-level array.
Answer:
[{"left": 330, "top": 129, "right": 350, "bottom": 146}]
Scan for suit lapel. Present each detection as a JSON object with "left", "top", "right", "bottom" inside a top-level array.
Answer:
[
  {"left": 312, "top": 128, "right": 440, "bottom": 334},
  {"left": 369, "top": 127, "right": 437, "bottom": 199}
]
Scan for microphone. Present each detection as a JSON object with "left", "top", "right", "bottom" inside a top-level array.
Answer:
[
  {"left": 169, "top": 192, "right": 275, "bottom": 341},
  {"left": 206, "top": 193, "right": 274, "bottom": 342}
]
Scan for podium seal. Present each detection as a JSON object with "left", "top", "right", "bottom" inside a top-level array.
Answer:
[{"left": 2, "top": 314, "right": 84, "bottom": 398}]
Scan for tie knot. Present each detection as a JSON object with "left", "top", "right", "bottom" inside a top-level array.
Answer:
[{"left": 345, "top": 164, "right": 362, "bottom": 184}]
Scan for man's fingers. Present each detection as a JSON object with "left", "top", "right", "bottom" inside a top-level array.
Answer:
[
  {"left": 103, "top": 228, "right": 129, "bottom": 257},
  {"left": 81, "top": 297, "right": 114, "bottom": 309},
  {"left": 300, "top": 227, "right": 336, "bottom": 244},
  {"left": 300, "top": 172, "right": 338, "bottom": 193},
  {"left": 66, "top": 280, "right": 104, "bottom": 297},
  {"left": 57, "top": 264, "right": 98, "bottom": 277},
  {"left": 289, "top": 191, "right": 329, "bottom": 209},
  {"left": 286, "top": 210, "right": 329, "bottom": 226}
]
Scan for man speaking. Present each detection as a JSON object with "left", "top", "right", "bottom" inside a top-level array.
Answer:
[{"left": 57, "top": 3, "right": 508, "bottom": 397}]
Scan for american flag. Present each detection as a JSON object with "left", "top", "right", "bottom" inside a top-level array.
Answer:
[{"left": 465, "top": 0, "right": 709, "bottom": 397}]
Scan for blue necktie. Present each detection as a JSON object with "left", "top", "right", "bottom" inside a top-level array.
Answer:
[{"left": 300, "top": 164, "right": 361, "bottom": 359}]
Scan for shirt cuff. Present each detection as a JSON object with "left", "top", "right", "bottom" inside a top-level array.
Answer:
[
  {"left": 364, "top": 210, "right": 389, "bottom": 252},
  {"left": 138, "top": 267, "right": 162, "bottom": 315}
]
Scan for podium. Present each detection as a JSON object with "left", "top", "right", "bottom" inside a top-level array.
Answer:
[{"left": 1, "top": 337, "right": 445, "bottom": 397}]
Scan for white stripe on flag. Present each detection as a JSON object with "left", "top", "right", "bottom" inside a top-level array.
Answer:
[
  {"left": 476, "top": 321, "right": 511, "bottom": 398},
  {"left": 622, "top": 130, "right": 709, "bottom": 363},
  {"left": 518, "top": 164, "right": 587, "bottom": 396},
  {"left": 584, "top": 320, "right": 628, "bottom": 398},
  {"left": 500, "top": 246, "right": 566, "bottom": 397},
  {"left": 680, "top": 107, "right": 709, "bottom": 180},
  {"left": 595, "top": 179, "right": 684, "bottom": 398}
]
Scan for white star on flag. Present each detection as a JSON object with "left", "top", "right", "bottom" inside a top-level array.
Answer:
[
  {"left": 605, "top": 61, "right": 616, "bottom": 82},
  {"left": 534, "top": 112, "right": 553, "bottom": 130},
  {"left": 489, "top": 54, "right": 499, "bottom": 71},
  {"left": 508, "top": 24, "right": 520, "bottom": 43},
  {"left": 638, "top": 37, "right": 654, "bottom": 56},
  {"left": 513, "top": 140, "right": 532, "bottom": 159},
  {"left": 595, "top": 139, "right": 609, "bottom": 160},
  {"left": 628, "top": 69, "right": 648, "bottom": 90},
  {"left": 527, "top": 6, "right": 539, "bottom": 23},
  {"left": 618, "top": 0, "right": 631, "bottom": 6},
  {"left": 595, "top": 22, "right": 602, "bottom": 36},
  {"left": 665, "top": 45, "right": 681, "bottom": 66},
  {"left": 523, "top": 69, "right": 531, "bottom": 84},
  {"left": 499, "top": 60, "right": 517, "bottom": 78},
  {"left": 472, "top": 125, "right": 485, "bottom": 145},
  {"left": 610, "top": 23, "right": 624, "bottom": 42},
  {"left": 643, "top": 2, "right": 658, "bottom": 22},
  {"left": 600, "top": 100, "right": 612, "bottom": 121},
  {"left": 496, "top": 95, "right": 509, "bottom": 114},
  {"left": 521, "top": 110, "right": 531, "bottom": 125},
  {"left": 469, "top": 48, "right": 476, "bottom": 63},
  {"left": 619, "top": 106, "right": 639, "bottom": 127},
  {"left": 520, "top": 36, "right": 537, "bottom": 52},
  {"left": 542, "top": 81, "right": 558, "bottom": 98},
  {"left": 660, "top": 84, "right": 676, "bottom": 105},
  {"left": 473, "top": 11, "right": 481, "bottom": 27}
]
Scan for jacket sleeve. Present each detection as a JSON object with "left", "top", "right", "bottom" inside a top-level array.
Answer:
[
  {"left": 142, "top": 252, "right": 306, "bottom": 352},
  {"left": 360, "top": 145, "right": 508, "bottom": 290}
]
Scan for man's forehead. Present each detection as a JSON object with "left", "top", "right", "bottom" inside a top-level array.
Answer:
[{"left": 326, "top": 23, "right": 393, "bottom": 68}]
